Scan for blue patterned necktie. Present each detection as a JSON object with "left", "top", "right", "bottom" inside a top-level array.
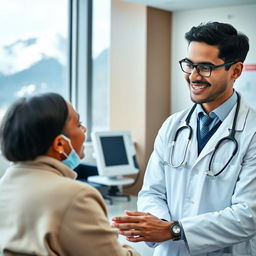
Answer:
[{"left": 200, "top": 114, "right": 213, "bottom": 138}]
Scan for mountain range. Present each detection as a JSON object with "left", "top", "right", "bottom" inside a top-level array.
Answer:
[{"left": 0, "top": 34, "right": 109, "bottom": 117}]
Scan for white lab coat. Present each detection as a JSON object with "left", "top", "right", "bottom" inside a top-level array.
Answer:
[{"left": 138, "top": 96, "right": 256, "bottom": 256}]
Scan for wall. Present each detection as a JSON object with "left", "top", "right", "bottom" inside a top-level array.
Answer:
[
  {"left": 110, "top": 0, "right": 171, "bottom": 194},
  {"left": 110, "top": 0, "right": 147, "bottom": 195},
  {"left": 171, "top": 4, "right": 256, "bottom": 113},
  {"left": 145, "top": 7, "right": 171, "bottom": 167}
]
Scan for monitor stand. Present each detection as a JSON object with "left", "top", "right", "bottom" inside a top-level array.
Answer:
[
  {"left": 88, "top": 176, "right": 134, "bottom": 205},
  {"left": 88, "top": 175, "right": 134, "bottom": 186}
]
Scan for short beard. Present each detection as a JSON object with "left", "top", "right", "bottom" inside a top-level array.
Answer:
[
  {"left": 188, "top": 80, "right": 212, "bottom": 104},
  {"left": 190, "top": 95, "right": 212, "bottom": 104},
  {"left": 189, "top": 83, "right": 228, "bottom": 105}
]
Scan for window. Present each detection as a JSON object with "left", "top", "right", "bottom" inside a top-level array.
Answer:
[
  {"left": 0, "top": 0, "right": 69, "bottom": 120},
  {"left": 0, "top": 0, "right": 109, "bottom": 141},
  {"left": 69, "top": 0, "right": 110, "bottom": 140},
  {"left": 91, "top": 0, "right": 111, "bottom": 132}
]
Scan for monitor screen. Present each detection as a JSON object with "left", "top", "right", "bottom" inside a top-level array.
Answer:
[
  {"left": 100, "top": 136, "right": 129, "bottom": 166},
  {"left": 91, "top": 130, "right": 139, "bottom": 178}
]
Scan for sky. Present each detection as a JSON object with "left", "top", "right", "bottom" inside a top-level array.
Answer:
[
  {"left": 0, "top": 0, "right": 111, "bottom": 74},
  {"left": 0, "top": 0, "right": 68, "bottom": 75},
  {"left": 0, "top": 0, "right": 68, "bottom": 45},
  {"left": 92, "top": 0, "right": 111, "bottom": 58}
]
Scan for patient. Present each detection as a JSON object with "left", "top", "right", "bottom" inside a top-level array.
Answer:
[{"left": 0, "top": 93, "right": 139, "bottom": 256}]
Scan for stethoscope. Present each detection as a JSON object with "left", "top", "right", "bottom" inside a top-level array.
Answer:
[{"left": 164, "top": 92, "right": 240, "bottom": 177}]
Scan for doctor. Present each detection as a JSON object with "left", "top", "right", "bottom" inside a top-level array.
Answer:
[{"left": 112, "top": 22, "right": 256, "bottom": 255}]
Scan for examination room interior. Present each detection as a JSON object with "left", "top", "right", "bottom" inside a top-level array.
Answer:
[{"left": 0, "top": 0, "right": 256, "bottom": 255}]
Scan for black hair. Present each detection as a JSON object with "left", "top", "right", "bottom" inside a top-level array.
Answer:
[
  {"left": 0, "top": 93, "right": 68, "bottom": 161},
  {"left": 185, "top": 21, "right": 249, "bottom": 63}
]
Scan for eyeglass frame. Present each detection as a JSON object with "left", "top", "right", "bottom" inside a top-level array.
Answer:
[{"left": 179, "top": 58, "right": 236, "bottom": 78}]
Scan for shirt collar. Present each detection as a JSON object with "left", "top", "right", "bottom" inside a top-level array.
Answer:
[{"left": 197, "top": 91, "right": 237, "bottom": 122}]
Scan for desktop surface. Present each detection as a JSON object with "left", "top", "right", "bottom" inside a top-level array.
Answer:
[{"left": 88, "top": 175, "right": 134, "bottom": 186}]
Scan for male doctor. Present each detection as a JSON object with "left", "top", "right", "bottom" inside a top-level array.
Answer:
[{"left": 112, "top": 22, "right": 256, "bottom": 255}]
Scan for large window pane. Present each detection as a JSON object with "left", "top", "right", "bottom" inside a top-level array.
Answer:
[
  {"left": 0, "top": 0, "right": 69, "bottom": 120},
  {"left": 91, "top": 0, "right": 110, "bottom": 132}
]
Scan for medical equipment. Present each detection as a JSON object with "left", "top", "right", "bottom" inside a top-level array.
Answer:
[
  {"left": 89, "top": 130, "right": 139, "bottom": 185},
  {"left": 164, "top": 93, "right": 240, "bottom": 176}
]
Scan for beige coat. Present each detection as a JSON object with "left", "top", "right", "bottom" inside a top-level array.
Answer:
[{"left": 0, "top": 156, "right": 139, "bottom": 256}]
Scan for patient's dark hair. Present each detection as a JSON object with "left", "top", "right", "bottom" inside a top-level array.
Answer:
[
  {"left": 185, "top": 21, "right": 249, "bottom": 63},
  {"left": 0, "top": 93, "right": 68, "bottom": 161}
]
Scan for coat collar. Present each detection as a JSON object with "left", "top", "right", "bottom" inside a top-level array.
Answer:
[
  {"left": 10, "top": 155, "right": 77, "bottom": 179},
  {"left": 193, "top": 96, "right": 249, "bottom": 167},
  {"left": 177, "top": 96, "right": 249, "bottom": 167}
]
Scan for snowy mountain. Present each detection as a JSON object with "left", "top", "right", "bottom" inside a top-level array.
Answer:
[
  {"left": 0, "top": 32, "right": 68, "bottom": 104},
  {"left": 0, "top": 32, "right": 109, "bottom": 124},
  {"left": 0, "top": 32, "right": 67, "bottom": 75}
]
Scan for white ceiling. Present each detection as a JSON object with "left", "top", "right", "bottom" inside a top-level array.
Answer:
[{"left": 123, "top": 0, "right": 256, "bottom": 11}]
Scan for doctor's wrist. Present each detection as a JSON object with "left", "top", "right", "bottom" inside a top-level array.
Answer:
[
  {"left": 161, "top": 219, "right": 183, "bottom": 241},
  {"left": 160, "top": 220, "right": 173, "bottom": 241}
]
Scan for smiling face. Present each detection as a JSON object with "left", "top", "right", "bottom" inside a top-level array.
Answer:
[{"left": 185, "top": 42, "right": 241, "bottom": 113}]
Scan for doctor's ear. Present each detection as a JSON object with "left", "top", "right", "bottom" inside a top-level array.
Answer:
[{"left": 231, "top": 62, "right": 243, "bottom": 80}]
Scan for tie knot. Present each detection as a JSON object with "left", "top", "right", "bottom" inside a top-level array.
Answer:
[
  {"left": 199, "top": 113, "right": 213, "bottom": 139},
  {"left": 201, "top": 114, "right": 213, "bottom": 127}
]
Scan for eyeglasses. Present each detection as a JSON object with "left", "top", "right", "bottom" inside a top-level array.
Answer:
[{"left": 179, "top": 59, "right": 236, "bottom": 77}]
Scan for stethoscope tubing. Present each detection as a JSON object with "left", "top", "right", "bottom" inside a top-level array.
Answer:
[{"left": 165, "top": 92, "right": 240, "bottom": 177}]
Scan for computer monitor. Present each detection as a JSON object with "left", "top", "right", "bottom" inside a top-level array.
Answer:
[{"left": 88, "top": 130, "right": 139, "bottom": 186}]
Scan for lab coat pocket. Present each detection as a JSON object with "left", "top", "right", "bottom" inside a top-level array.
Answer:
[
  {"left": 203, "top": 162, "right": 241, "bottom": 209},
  {"left": 206, "top": 161, "right": 242, "bottom": 180},
  {"left": 249, "top": 235, "right": 256, "bottom": 255},
  {"left": 206, "top": 137, "right": 241, "bottom": 178}
]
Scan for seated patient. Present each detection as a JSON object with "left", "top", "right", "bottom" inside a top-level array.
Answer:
[{"left": 0, "top": 93, "right": 139, "bottom": 256}]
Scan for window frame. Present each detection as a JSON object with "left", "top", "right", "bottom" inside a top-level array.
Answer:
[{"left": 69, "top": 0, "right": 93, "bottom": 140}]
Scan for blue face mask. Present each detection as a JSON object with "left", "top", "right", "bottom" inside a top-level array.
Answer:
[{"left": 60, "top": 135, "right": 81, "bottom": 169}]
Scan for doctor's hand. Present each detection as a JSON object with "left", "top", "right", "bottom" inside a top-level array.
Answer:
[{"left": 111, "top": 210, "right": 173, "bottom": 242}]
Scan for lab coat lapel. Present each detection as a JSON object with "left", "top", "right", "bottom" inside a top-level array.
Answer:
[
  {"left": 186, "top": 107, "right": 199, "bottom": 165},
  {"left": 173, "top": 108, "right": 199, "bottom": 167},
  {"left": 192, "top": 98, "right": 248, "bottom": 169}
]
